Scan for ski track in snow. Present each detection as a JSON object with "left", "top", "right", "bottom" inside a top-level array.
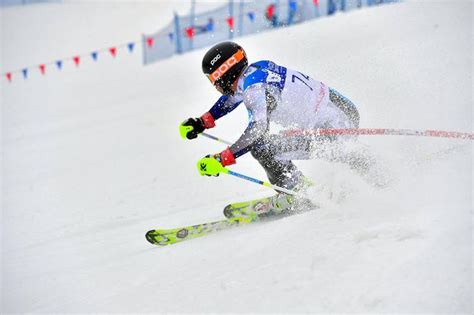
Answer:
[{"left": 1, "top": 1, "right": 472, "bottom": 313}]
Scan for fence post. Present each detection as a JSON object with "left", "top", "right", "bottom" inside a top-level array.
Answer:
[
  {"left": 302, "top": 0, "right": 311, "bottom": 21},
  {"left": 174, "top": 12, "right": 183, "bottom": 54},
  {"left": 328, "top": 0, "right": 337, "bottom": 15},
  {"left": 142, "top": 34, "right": 147, "bottom": 65},
  {"left": 228, "top": 0, "right": 234, "bottom": 39},
  {"left": 313, "top": 0, "right": 320, "bottom": 17},
  {"left": 287, "top": 0, "right": 292, "bottom": 25},
  {"left": 238, "top": 0, "right": 244, "bottom": 36},
  {"left": 190, "top": 0, "right": 196, "bottom": 50},
  {"left": 276, "top": 0, "right": 281, "bottom": 23}
]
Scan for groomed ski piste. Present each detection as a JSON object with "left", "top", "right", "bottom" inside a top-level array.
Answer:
[{"left": 2, "top": 1, "right": 472, "bottom": 313}]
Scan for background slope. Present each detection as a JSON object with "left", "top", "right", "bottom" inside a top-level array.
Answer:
[{"left": 2, "top": 1, "right": 472, "bottom": 313}]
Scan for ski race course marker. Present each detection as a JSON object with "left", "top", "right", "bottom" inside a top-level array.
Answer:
[
  {"left": 203, "top": 128, "right": 474, "bottom": 146},
  {"left": 281, "top": 128, "right": 474, "bottom": 140}
]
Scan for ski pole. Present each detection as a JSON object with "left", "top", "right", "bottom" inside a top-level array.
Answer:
[
  {"left": 225, "top": 169, "right": 297, "bottom": 195},
  {"left": 197, "top": 157, "right": 297, "bottom": 196},
  {"left": 199, "top": 133, "right": 297, "bottom": 195},
  {"left": 201, "top": 132, "right": 233, "bottom": 146}
]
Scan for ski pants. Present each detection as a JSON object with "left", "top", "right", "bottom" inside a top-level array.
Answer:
[{"left": 250, "top": 88, "right": 360, "bottom": 190}]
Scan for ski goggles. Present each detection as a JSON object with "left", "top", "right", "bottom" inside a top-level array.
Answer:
[{"left": 207, "top": 49, "right": 246, "bottom": 85}]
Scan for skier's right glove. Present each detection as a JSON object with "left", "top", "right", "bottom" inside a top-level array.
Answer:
[
  {"left": 180, "top": 118, "right": 205, "bottom": 139},
  {"left": 179, "top": 112, "right": 215, "bottom": 140}
]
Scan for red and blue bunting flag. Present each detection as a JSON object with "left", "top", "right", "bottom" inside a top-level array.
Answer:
[
  {"left": 247, "top": 12, "right": 255, "bottom": 22},
  {"left": 73, "top": 56, "right": 80, "bottom": 67},
  {"left": 226, "top": 17, "right": 234, "bottom": 29},
  {"left": 3, "top": 32, "right": 145, "bottom": 82},
  {"left": 185, "top": 27, "right": 194, "bottom": 38},
  {"left": 109, "top": 47, "right": 117, "bottom": 57},
  {"left": 206, "top": 20, "right": 214, "bottom": 31},
  {"left": 146, "top": 37, "right": 154, "bottom": 48},
  {"left": 1, "top": 1, "right": 327, "bottom": 84}
]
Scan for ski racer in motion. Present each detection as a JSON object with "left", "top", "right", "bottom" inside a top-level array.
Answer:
[{"left": 180, "top": 41, "right": 370, "bottom": 216}]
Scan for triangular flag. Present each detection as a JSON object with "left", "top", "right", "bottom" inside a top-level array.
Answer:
[
  {"left": 168, "top": 33, "right": 174, "bottom": 42},
  {"left": 206, "top": 20, "right": 214, "bottom": 31},
  {"left": 266, "top": 5, "right": 275, "bottom": 19},
  {"left": 313, "top": 0, "right": 319, "bottom": 6},
  {"left": 91, "top": 52, "right": 98, "bottom": 61},
  {"left": 109, "top": 47, "right": 117, "bottom": 57},
  {"left": 128, "top": 43, "right": 135, "bottom": 53},
  {"left": 6, "top": 72, "right": 12, "bottom": 82},
  {"left": 247, "top": 12, "right": 255, "bottom": 22},
  {"left": 39, "top": 64, "right": 46, "bottom": 75},
  {"left": 56, "top": 60, "right": 63, "bottom": 70},
  {"left": 226, "top": 17, "right": 234, "bottom": 29},
  {"left": 22, "top": 69, "right": 28, "bottom": 79},
  {"left": 289, "top": 0, "right": 297, "bottom": 10},
  {"left": 146, "top": 37, "right": 154, "bottom": 48},
  {"left": 185, "top": 27, "right": 194, "bottom": 38},
  {"left": 73, "top": 56, "right": 81, "bottom": 67}
]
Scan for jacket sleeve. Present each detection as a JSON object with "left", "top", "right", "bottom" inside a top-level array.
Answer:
[
  {"left": 201, "top": 94, "right": 243, "bottom": 128},
  {"left": 229, "top": 84, "right": 269, "bottom": 158}
]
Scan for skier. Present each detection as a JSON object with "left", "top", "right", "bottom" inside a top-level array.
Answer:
[{"left": 180, "top": 41, "right": 363, "bottom": 214}]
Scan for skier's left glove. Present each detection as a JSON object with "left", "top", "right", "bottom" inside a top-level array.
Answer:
[{"left": 197, "top": 148, "right": 236, "bottom": 177}]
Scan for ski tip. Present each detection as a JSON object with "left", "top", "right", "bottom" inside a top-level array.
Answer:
[
  {"left": 145, "top": 230, "right": 168, "bottom": 246},
  {"left": 145, "top": 230, "right": 156, "bottom": 244},
  {"left": 223, "top": 204, "right": 234, "bottom": 218}
]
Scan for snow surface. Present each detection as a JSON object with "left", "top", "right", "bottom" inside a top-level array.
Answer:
[{"left": 1, "top": 0, "right": 472, "bottom": 313}]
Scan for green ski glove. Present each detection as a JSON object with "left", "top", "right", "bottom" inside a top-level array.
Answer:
[
  {"left": 180, "top": 117, "right": 205, "bottom": 140},
  {"left": 197, "top": 156, "right": 228, "bottom": 176}
]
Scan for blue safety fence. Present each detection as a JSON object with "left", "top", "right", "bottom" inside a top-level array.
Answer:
[
  {"left": 0, "top": 0, "right": 61, "bottom": 7},
  {"left": 143, "top": 0, "right": 399, "bottom": 65}
]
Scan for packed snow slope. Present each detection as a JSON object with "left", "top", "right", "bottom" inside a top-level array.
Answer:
[{"left": 2, "top": 1, "right": 472, "bottom": 313}]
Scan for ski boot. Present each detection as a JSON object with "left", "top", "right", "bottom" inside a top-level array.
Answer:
[
  {"left": 223, "top": 177, "right": 316, "bottom": 219},
  {"left": 257, "top": 177, "right": 316, "bottom": 216},
  {"left": 223, "top": 194, "right": 292, "bottom": 219}
]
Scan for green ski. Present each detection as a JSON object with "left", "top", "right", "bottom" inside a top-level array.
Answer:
[
  {"left": 145, "top": 196, "right": 275, "bottom": 246},
  {"left": 145, "top": 215, "right": 257, "bottom": 246},
  {"left": 145, "top": 195, "right": 316, "bottom": 246}
]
